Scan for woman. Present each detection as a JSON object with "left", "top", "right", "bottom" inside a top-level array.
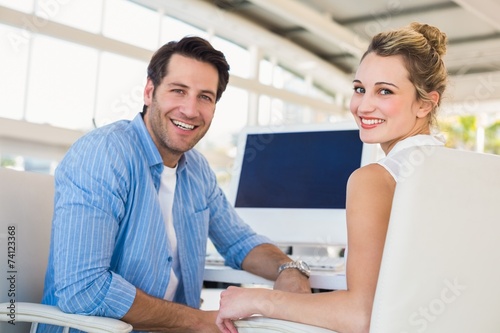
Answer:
[{"left": 216, "top": 22, "right": 448, "bottom": 333}]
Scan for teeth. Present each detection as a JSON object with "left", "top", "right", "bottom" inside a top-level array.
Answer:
[
  {"left": 361, "top": 118, "right": 385, "bottom": 125},
  {"left": 173, "top": 120, "right": 195, "bottom": 130}
]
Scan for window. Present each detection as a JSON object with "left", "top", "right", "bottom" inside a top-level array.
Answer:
[
  {"left": 198, "top": 86, "right": 249, "bottom": 191},
  {"left": 25, "top": 35, "right": 98, "bottom": 130},
  {"left": 103, "top": 0, "right": 160, "bottom": 50},
  {"left": 273, "top": 65, "right": 305, "bottom": 92},
  {"left": 0, "top": 24, "right": 30, "bottom": 120},
  {"left": 0, "top": 0, "right": 34, "bottom": 13},
  {"left": 259, "top": 58, "right": 274, "bottom": 85},
  {"left": 0, "top": 0, "right": 361, "bottom": 175},
  {"left": 94, "top": 52, "right": 147, "bottom": 128},
  {"left": 38, "top": 0, "right": 103, "bottom": 34},
  {"left": 160, "top": 15, "right": 207, "bottom": 44},
  {"left": 212, "top": 36, "right": 250, "bottom": 78},
  {"left": 204, "top": 86, "right": 249, "bottom": 145},
  {"left": 0, "top": 154, "right": 56, "bottom": 174}
]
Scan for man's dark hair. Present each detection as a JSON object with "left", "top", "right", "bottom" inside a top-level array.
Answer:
[{"left": 143, "top": 36, "right": 230, "bottom": 112}]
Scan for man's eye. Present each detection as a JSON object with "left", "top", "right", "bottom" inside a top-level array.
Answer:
[{"left": 200, "top": 95, "right": 213, "bottom": 102}]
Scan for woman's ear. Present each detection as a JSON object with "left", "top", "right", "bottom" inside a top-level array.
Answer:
[{"left": 417, "top": 91, "right": 440, "bottom": 118}]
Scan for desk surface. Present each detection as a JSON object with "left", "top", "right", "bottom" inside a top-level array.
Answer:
[{"left": 204, "top": 265, "right": 346, "bottom": 290}]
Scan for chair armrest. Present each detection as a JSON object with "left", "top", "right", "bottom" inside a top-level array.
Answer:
[
  {"left": 0, "top": 302, "right": 133, "bottom": 333},
  {"left": 235, "top": 316, "right": 339, "bottom": 333}
]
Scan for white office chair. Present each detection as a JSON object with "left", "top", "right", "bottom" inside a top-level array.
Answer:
[
  {"left": 235, "top": 316, "right": 337, "bottom": 332},
  {"left": 235, "top": 146, "right": 500, "bottom": 332},
  {"left": 0, "top": 167, "right": 132, "bottom": 333}
]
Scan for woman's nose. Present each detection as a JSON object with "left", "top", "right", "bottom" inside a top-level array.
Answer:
[{"left": 357, "top": 94, "right": 376, "bottom": 113}]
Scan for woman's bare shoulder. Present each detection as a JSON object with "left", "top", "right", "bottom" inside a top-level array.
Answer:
[
  {"left": 349, "top": 163, "right": 393, "bottom": 184},
  {"left": 347, "top": 163, "right": 396, "bottom": 204}
]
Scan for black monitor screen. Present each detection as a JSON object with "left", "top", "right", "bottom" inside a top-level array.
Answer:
[{"left": 234, "top": 130, "right": 363, "bottom": 209}]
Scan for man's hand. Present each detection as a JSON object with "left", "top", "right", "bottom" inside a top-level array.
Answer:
[
  {"left": 122, "top": 289, "right": 220, "bottom": 332},
  {"left": 241, "top": 244, "right": 311, "bottom": 293}
]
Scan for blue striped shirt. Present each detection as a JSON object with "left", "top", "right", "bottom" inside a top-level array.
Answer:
[{"left": 41, "top": 113, "right": 270, "bottom": 331}]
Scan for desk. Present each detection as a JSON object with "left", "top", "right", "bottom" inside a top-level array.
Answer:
[{"left": 204, "top": 264, "right": 347, "bottom": 290}]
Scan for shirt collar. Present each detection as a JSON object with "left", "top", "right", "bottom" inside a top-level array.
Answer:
[
  {"left": 387, "top": 134, "right": 446, "bottom": 158},
  {"left": 131, "top": 113, "right": 163, "bottom": 168}
]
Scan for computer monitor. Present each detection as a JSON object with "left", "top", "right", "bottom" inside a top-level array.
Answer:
[{"left": 228, "top": 122, "right": 377, "bottom": 247}]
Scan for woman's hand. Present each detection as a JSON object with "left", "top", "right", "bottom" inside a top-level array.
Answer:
[{"left": 216, "top": 286, "right": 273, "bottom": 333}]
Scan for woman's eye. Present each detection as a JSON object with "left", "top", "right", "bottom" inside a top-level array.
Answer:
[
  {"left": 353, "top": 87, "right": 364, "bottom": 94},
  {"left": 380, "top": 89, "right": 392, "bottom": 95}
]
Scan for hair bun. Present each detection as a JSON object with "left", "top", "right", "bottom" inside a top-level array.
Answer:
[{"left": 410, "top": 22, "right": 448, "bottom": 56}]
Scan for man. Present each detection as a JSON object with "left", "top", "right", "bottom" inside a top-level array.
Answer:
[{"left": 41, "top": 36, "right": 310, "bottom": 332}]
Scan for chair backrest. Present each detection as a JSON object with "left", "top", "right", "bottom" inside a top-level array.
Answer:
[
  {"left": 0, "top": 167, "right": 54, "bottom": 332},
  {"left": 370, "top": 146, "right": 500, "bottom": 332}
]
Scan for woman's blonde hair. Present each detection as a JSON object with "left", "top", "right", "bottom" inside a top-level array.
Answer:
[{"left": 362, "top": 22, "right": 448, "bottom": 126}]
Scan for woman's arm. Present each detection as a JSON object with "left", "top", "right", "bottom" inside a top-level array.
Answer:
[
  {"left": 340, "top": 163, "right": 396, "bottom": 331},
  {"left": 217, "top": 164, "right": 395, "bottom": 333}
]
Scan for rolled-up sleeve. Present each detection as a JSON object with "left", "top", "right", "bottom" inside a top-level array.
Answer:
[
  {"left": 187, "top": 150, "right": 272, "bottom": 269},
  {"left": 208, "top": 187, "right": 271, "bottom": 269}
]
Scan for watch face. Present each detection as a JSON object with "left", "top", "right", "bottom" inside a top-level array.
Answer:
[
  {"left": 300, "top": 260, "right": 311, "bottom": 271},
  {"left": 298, "top": 260, "right": 310, "bottom": 272}
]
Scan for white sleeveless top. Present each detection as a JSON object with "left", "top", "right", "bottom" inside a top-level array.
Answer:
[{"left": 377, "top": 134, "right": 445, "bottom": 183}]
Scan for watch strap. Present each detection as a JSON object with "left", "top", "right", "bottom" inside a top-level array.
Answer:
[{"left": 278, "top": 260, "right": 311, "bottom": 278}]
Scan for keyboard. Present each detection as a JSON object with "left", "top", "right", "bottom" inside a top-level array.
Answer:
[
  {"left": 289, "top": 255, "right": 345, "bottom": 271},
  {"left": 205, "top": 253, "right": 345, "bottom": 271},
  {"left": 205, "top": 253, "right": 225, "bottom": 266}
]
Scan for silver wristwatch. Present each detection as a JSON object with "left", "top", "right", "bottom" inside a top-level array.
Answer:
[{"left": 278, "top": 260, "right": 311, "bottom": 278}]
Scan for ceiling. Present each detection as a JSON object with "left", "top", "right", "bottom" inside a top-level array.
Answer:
[{"left": 134, "top": 0, "right": 500, "bottom": 113}]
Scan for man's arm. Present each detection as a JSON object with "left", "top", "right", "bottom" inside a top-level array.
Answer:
[
  {"left": 121, "top": 289, "right": 219, "bottom": 333},
  {"left": 197, "top": 153, "right": 310, "bottom": 293},
  {"left": 241, "top": 243, "right": 311, "bottom": 293}
]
